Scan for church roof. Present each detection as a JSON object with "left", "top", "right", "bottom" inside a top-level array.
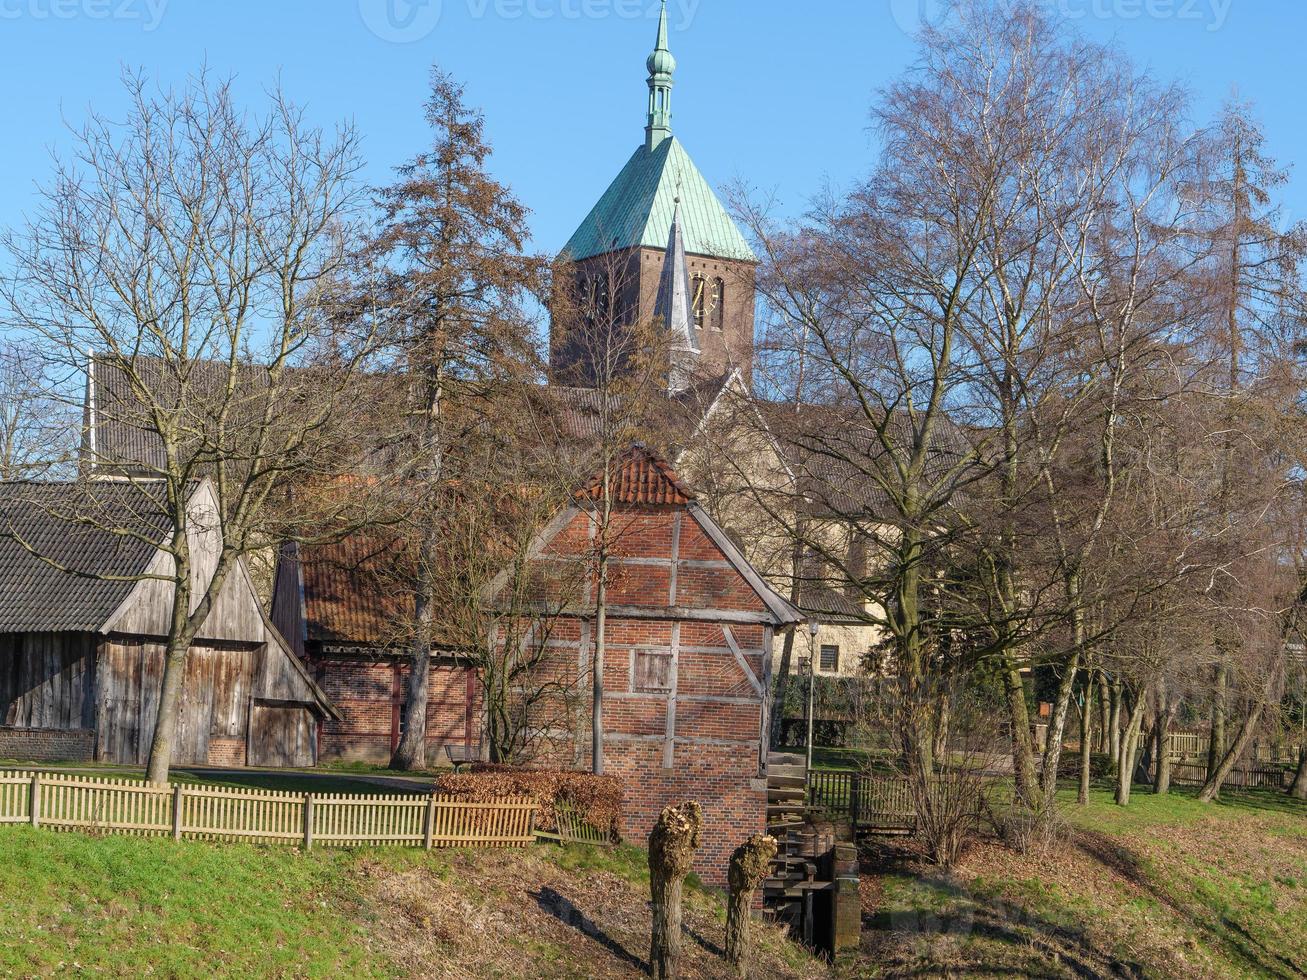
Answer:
[{"left": 562, "top": 136, "right": 757, "bottom": 264}]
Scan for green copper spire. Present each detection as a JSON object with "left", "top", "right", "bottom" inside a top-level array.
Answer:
[{"left": 645, "top": 0, "right": 674, "bottom": 151}]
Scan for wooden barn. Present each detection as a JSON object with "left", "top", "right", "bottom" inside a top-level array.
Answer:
[{"left": 0, "top": 478, "right": 337, "bottom": 767}]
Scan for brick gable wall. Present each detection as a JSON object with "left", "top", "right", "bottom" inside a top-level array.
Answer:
[{"left": 521, "top": 503, "right": 771, "bottom": 885}]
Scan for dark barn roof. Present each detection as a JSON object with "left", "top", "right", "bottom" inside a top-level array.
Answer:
[{"left": 0, "top": 481, "right": 170, "bottom": 633}]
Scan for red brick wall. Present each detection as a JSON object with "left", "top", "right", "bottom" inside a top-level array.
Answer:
[
  {"left": 207, "top": 737, "right": 246, "bottom": 767},
  {"left": 607, "top": 739, "right": 766, "bottom": 881},
  {"left": 312, "top": 657, "right": 477, "bottom": 764},
  {"left": 0, "top": 726, "right": 95, "bottom": 763}
]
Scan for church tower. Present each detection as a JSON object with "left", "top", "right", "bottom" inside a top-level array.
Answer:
[{"left": 552, "top": 0, "right": 758, "bottom": 392}]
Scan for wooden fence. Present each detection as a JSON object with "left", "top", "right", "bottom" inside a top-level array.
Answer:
[
  {"left": 808, "top": 770, "right": 916, "bottom": 832},
  {"left": 1165, "top": 733, "right": 1301, "bottom": 765},
  {"left": 0, "top": 770, "right": 537, "bottom": 849},
  {"left": 1170, "top": 761, "right": 1293, "bottom": 792}
]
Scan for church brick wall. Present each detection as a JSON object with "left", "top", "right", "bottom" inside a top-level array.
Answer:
[
  {"left": 636, "top": 247, "right": 757, "bottom": 380},
  {"left": 550, "top": 247, "right": 757, "bottom": 386}
]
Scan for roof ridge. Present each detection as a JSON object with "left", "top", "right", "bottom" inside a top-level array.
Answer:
[{"left": 576, "top": 443, "right": 696, "bottom": 506}]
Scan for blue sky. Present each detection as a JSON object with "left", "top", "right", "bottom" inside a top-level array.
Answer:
[{"left": 1, "top": 0, "right": 1305, "bottom": 258}]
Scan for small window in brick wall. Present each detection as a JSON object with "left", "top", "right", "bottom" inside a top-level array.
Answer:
[
  {"left": 634, "top": 650, "right": 673, "bottom": 693},
  {"left": 819, "top": 644, "right": 840, "bottom": 672}
]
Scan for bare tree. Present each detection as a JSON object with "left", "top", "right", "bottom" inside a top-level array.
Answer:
[
  {"left": 0, "top": 342, "right": 69, "bottom": 480},
  {"left": 1, "top": 69, "right": 374, "bottom": 783}
]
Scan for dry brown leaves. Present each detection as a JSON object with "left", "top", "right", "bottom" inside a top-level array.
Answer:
[
  {"left": 355, "top": 850, "right": 824, "bottom": 980},
  {"left": 434, "top": 766, "right": 623, "bottom": 837}
]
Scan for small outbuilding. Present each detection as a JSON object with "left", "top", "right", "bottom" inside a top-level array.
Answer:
[{"left": 0, "top": 478, "right": 336, "bottom": 767}]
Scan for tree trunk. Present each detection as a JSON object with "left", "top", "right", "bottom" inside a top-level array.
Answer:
[
  {"left": 1096, "top": 671, "right": 1111, "bottom": 754},
  {"left": 1198, "top": 701, "right": 1265, "bottom": 803},
  {"left": 726, "top": 833, "right": 777, "bottom": 976},
  {"left": 770, "top": 529, "right": 807, "bottom": 747},
  {"left": 1206, "top": 662, "right": 1227, "bottom": 782},
  {"left": 146, "top": 631, "right": 192, "bottom": 784},
  {"left": 146, "top": 534, "right": 197, "bottom": 786},
  {"left": 649, "top": 802, "right": 703, "bottom": 980},
  {"left": 1108, "top": 678, "right": 1123, "bottom": 766},
  {"left": 932, "top": 693, "right": 951, "bottom": 763},
  {"left": 592, "top": 466, "right": 613, "bottom": 776},
  {"left": 1078, "top": 675, "right": 1094, "bottom": 805},
  {"left": 1114, "top": 687, "right": 1148, "bottom": 807},
  {"left": 1290, "top": 747, "right": 1307, "bottom": 800},
  {"left": 592, "top": 574, "right": 607, "bottom": 775},
  {"left": 1152, "top": 680, "right": 1177, "bottom": 796},
  {"left": 1040, "top": 647, "right": 1082, "bottom": 804},
  {"left": 393, "top": 527, "right": 439, "bottom": 770},
  {"left": 1002, "top": 661, "right": 1038, "bottom": 806}
]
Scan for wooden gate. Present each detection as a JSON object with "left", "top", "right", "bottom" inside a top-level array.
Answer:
[{"left": 248, "top": 701, "right": 317, "bottom": 768}]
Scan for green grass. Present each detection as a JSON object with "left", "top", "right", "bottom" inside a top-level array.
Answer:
[
  {"left": 774, "top": 744, "right": 897, "bottom": 772},
  {"left": 856, "top": 784, "right": 1306, "bottom": 979},
  {"left": 0, "top": 828, "right": 402, "bottom": 977},
  {"left": 1, "top": 761, "right": 433, "bottom": 796}
]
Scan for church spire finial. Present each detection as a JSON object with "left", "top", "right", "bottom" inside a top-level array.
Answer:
[{"left": 645, "top": 0, "right": 675, "bottom": 151}]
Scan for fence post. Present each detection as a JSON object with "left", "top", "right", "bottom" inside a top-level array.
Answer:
[
  {"left": 303, "top": 794, "right": 314, "bottom": 850},
  {"left": 29, "top": 775, "right": 39, "bottom": 829},
  {"left": 172, "top": 785, "right": 183, "bottom": 840},
  {"left": 423, "top": 794, "right": 436, "bottom": 851},
  {"left": 850, "top": 771, "right": 861, "bottom": 826}
]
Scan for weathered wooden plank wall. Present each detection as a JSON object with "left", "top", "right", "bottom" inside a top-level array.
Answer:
[
  {"left": 249, "top": 703, "right": 316, "bottom": 768},
  {"left": 0, "top": 633, "right": 97, "bottom": 731},
  {"left": 97, "top": 638, "right": 256, "bottom": 766}
]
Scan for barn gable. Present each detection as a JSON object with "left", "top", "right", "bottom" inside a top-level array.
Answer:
[{"left": 0, "top": 477, "right": 336, "bottom": 767}]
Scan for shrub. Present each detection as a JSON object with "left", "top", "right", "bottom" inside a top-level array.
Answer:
[
  {"left": 989, "top": 798, "right": 1070, "bottom": 855},
  {"left": 1056, "top": 752, "right": 1116, "bottom": 780},
  {"left": 433, "top": 765, "right": 622, "bottom": 840}
]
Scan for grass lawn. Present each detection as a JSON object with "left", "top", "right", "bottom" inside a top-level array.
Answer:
[
  {"left": 0, "top": 830, "right": 822, "bottom": 979},
  {"left": 774, "top": 744, "right": 897, "bottom": 772},
  {"left": 853, "top": 783, "right": 1306, "bottom": 979},
  {"left": 0, "top": 828, "right": 388, "bottom": 977}
]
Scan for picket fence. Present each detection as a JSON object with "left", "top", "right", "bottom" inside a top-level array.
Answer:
[
  {"left": 0, "top": 770, "right": 537, "bottom": 850},
  {"left": 1170, "top": 761, "right": 1292, "bottom": 792},
  {"left": 807, "top": 770, "right": 917, "bottom": 831}
]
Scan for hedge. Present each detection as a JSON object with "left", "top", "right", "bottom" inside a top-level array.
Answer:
[{"left": 433, "top": 765, "right": 622, "bottom": 840}]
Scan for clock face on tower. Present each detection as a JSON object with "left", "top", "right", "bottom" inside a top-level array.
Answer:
[{"left": 692, "top": 274, "right": 723, "bottom": 329}]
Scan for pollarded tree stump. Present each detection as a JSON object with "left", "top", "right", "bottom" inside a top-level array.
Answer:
[
  {"left": 648, "top": 801, "right": 703, "bottom": 980},
  {"left": 726, "top": 833, "right": 778, "bottom": 976}
]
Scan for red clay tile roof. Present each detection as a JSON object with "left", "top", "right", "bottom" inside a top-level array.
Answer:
[
  {"left": 577, "top": 444, "right": 696, "bottom": 506},
  {"left": 299, "top": 536, "right": 411, "bottom": 648}
]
